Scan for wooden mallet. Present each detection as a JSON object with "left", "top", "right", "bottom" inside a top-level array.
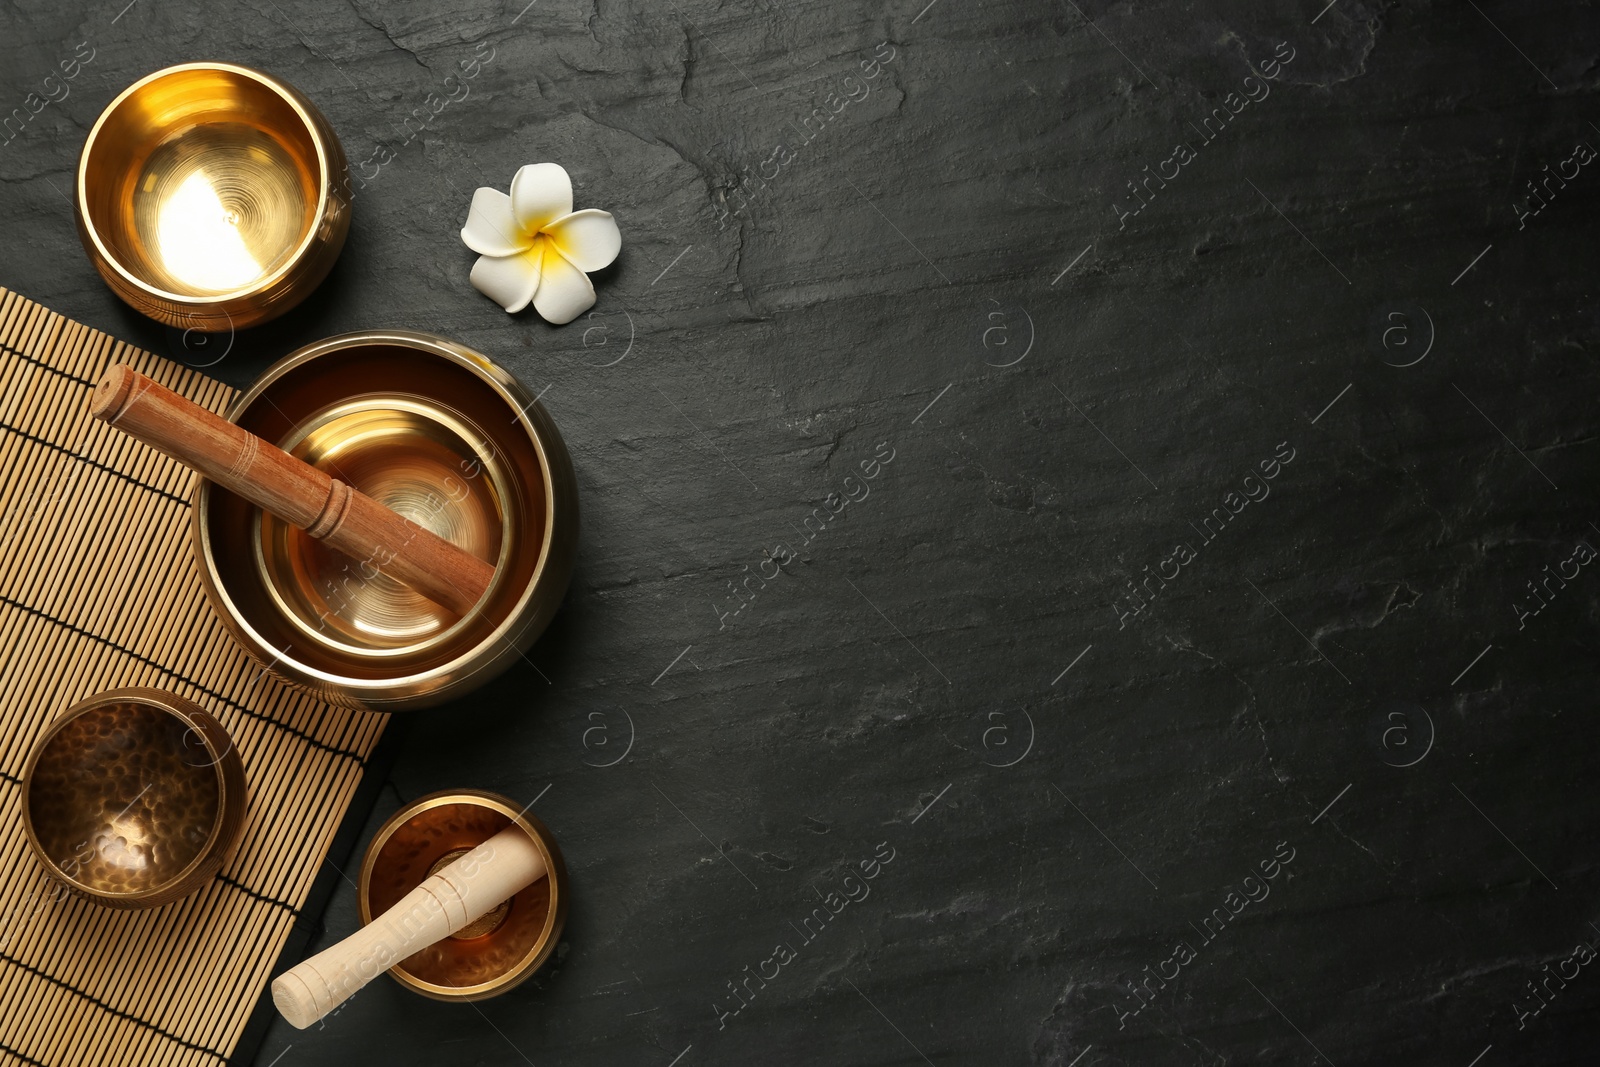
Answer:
[
  {"left": 90, "top": 365, "right": 495, "bottom": 617},
  {"left": 271, "top": 823, "right": 548, "bottom": 1028}
]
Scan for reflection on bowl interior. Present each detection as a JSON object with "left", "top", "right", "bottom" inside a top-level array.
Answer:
[
  {"left": 255, "top": 396, "right": 508, "bottom": 655},
  {"left": 26, "top": 702, "right": 220, "bottom": 896},
  {"left": 83, "top": 66, "right": 319, "bottom": 297}
]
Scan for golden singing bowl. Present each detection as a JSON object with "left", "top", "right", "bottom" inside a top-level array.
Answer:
[
  {"left": 76, "top": 62, "right": 350, "bottom": 331},
  {"left": 360, "top": 791, "right": 568, "bottom": 1001},
  {"left": 20, "top": 688, "right": 247, "bottom": 910},
  {"left": 194, "top": 331, "right": 579, "bottom": 711}
]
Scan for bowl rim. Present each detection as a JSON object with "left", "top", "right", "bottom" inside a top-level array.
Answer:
[
  {"left": 357, "top": 789, "right": 568, "bottom": 1000},
  {"left": 19, "top": 686, "right": 238, "bottom": 905},
  {"left": 193, "top": 330, "right": 563, "bottom": 703},
  {"left": 75, "top": 61, "right": 336, "bottom": 308}
]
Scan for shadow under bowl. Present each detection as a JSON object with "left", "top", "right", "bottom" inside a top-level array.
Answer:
[
  {"left": 193, "top": 331, "right": 578, "bottom": 711},
  {"left": 20, "top": 687, "right": 247, "bottom": 910},
  {"left": 360, "top": 790, "right": 568, "bottom": 1000},
  {"left": 76, "top": 62, "right": 350, "bottom": 331}
]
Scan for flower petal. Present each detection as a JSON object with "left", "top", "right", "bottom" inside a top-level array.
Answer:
[
  {"left": 461, "top": 188, "right": 528, "bottom": 257},
  {"left": 542, "top": 209, "right": 621, "bottom": 272},
  {"left": 531, "top": 242, "right": 596, "bottom": 325},
  {"left": 469, "top": 239, "right": 544, "bottom": 314},
  {"left": 510, "top": 163, "right": 574, "bottom": 234}
]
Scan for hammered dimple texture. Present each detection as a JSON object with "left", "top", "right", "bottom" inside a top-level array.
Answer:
[{"left": 26, "top": 702, "right": 220, "bottom": 897}]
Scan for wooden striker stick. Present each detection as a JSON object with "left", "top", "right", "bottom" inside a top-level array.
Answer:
[
  {"left": 272, "top": 823, "right": 548, "bottom": 1029},
  {"left": 90, "top": 365, "right": 494, "bottom": 617}
]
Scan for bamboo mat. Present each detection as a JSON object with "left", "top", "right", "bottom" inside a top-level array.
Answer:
[{"left": 0, "top": 288, "right": 389, "bottom": 1067}]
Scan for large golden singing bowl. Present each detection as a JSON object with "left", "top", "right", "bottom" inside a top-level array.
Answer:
[
  {"left": 20, "top": 688, "right": 247, "bottom": 910},
  {"left": 76, "top": 62, "right": 350, "bottom": 331},
  {"left": 194, "top": 331, "right": 579, "bottom": 711},
  {"left": 360, "top": 791, "right": 567, "bottom": 1001}
]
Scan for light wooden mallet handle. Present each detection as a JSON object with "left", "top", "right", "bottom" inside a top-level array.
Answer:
[
  {"left": 272, "top": 823, "right": 547, "bottom": 1029},
  {"left": 90, "top": 364, "right": 494, "bottom": 618}
]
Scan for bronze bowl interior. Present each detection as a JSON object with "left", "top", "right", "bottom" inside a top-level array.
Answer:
[
  {"left": 76, "top": 62, "right": 349, "bottom": 330},
  {"left": 360, "top": 790, "right": 567, "bottom": 1000},
  {"left": 20, "top": 687, "right": 247, "bottom": 910},
  {"left": 194, "top": 331, "right": 578, "bottom": 711}
]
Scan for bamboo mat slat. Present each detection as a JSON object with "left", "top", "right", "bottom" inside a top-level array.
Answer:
[{"left": 0, "top": 288, "right": 389, "bottom": 1067}]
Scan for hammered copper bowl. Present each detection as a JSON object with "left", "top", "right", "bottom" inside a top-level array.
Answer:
[
  {"left": 360, "top": 791, "right": 567, "bottom": 1001},
  {"left": 194, "top": 331, "right": 578, "bottom": 711},
  {"left": 76, "top": 62, "right": 349, "bottom": 331},
  {"left": 20, "top": 688, "right": 247, "bottom": 910}
]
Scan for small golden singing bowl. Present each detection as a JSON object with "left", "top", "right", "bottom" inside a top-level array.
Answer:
[
  {"left": 361, "top": 790, "right": 567, "bottom": 1001},
  {"left": 194, "top": 331, "right": 579, "bottom": 711},
  {"left": 20, "top": 688, "right": 247, "bottom": 910},
  {"left": 76, "top": 62, "right": 350, "bottom": 331}
]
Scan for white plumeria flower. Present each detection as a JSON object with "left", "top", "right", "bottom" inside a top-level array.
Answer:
[{"left": 461, "top": 163, "right": 621, "bottom": 324}]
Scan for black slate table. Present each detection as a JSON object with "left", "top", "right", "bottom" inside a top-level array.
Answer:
[{"left": 4, "top": 1, "right": 1599, "bottom": 1064}]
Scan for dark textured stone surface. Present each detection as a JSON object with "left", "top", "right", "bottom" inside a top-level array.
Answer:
[{"left": 4, "top": 0, "right": 1600, "bottom": 1063}]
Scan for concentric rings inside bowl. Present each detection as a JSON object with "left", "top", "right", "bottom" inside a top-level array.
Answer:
[
  {"left": 78, "top": 65, "right": 324, "bottom": 303},
  {"left": 254, "top": 396, "right": 512, "bottom": 657}
]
